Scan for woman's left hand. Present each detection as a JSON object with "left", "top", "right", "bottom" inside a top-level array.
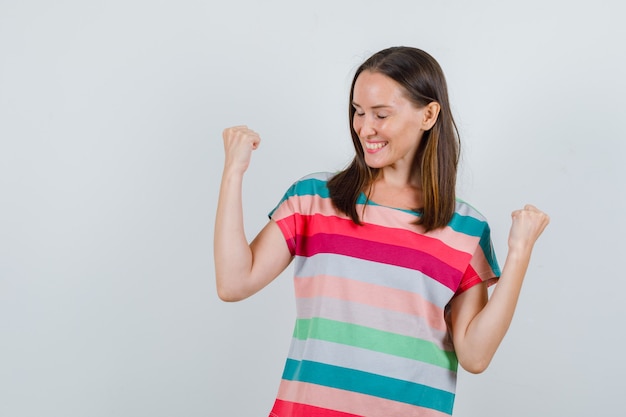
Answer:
[{"left": 508, "top": 204, "right": 550, "bottom": 254}]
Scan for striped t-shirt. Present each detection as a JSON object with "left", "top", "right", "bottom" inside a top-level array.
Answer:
[{"left": 268, "top": 172, "right": 500, "bottom": 417}]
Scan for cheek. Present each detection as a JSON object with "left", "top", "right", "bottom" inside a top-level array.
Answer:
[{"left": 352, "top": 116, "right": 362, "bottom": 134}]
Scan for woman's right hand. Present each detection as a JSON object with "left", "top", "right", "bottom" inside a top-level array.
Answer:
[{"left": 222, "top": 125, "right": 261, "bottom": 174}]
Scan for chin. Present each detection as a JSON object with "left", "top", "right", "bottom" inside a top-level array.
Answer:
[{"left": 364, "top": 159, "right": 387, "bottom": 169}]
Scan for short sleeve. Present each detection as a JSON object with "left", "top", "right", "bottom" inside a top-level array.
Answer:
[
  {"left": 267, "top": 173, "right": 334, "bottom": 256},
  {"left": 268, "top": 182, "right": 299, "bottom": 256},
  {"left": 456, "top": 222, "right": 501, "bottom": 294}
]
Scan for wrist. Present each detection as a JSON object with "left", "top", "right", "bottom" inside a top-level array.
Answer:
[
  {"left": 221, "top": 165, "right": 246, "bottom": 181},
  {"left": 506, "top": 245, "right": 533, "bottom": 263}
]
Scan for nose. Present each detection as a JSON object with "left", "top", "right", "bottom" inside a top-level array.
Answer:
[{"left": 355, "top": 114, "right": 376, "bottom": 137}]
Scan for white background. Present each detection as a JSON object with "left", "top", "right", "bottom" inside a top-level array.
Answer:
[{"left": 1, "top": 1, "right": 624, "bottom": 416}]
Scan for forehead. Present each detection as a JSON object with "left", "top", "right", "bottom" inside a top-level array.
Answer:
[{"left": 353, "top": 70, "right": 408, "bottom": 104}]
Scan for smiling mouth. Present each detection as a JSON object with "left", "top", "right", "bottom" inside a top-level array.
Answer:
[{"left": 365, "top": 142, "right": 387, "bottom": 150}]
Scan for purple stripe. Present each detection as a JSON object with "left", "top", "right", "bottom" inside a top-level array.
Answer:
[{"left": 295, "top": 233, "right": 462, "bottom": 291}]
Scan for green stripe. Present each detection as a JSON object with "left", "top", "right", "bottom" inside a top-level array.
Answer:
[
  {"left": 283, "top": 358, "right": 454, "bottom": 414},
  {"left": 285, "top": 177, "right": 330, "bottom": 199},
  {"left": 268, "top": 177, "right": 329, "bottom": 218},
  {"left": 479, "top": 223, "right": 501, "bottom": 275},
  {"left": 448, "top": 212, "right": 485, "bottom": 237},
  {"left": 293, "top": 317, "right": 458, "bottom": 371}
]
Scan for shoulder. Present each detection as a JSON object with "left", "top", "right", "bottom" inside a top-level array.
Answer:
[
  {"left": 448, "top": 198, "right": 492, "bottom": 237},
  {"left": 454, "top": 198, "right": 488, "bottom": 222},
  {"left": 286, "top": 172, "right": 335, "bottom": 196},
  {"left": 271, "top": 172, "right": 337, "bottom": 219},
  {"left": 297, "top": 171, "right": 335, "bottom": 183}
]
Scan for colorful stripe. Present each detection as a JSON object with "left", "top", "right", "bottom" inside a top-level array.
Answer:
[
  {"left": 271, "top": 175, "right": 495, "bottom": 238},
  {"left": 294, "top": 253, "right": 455, "bottom": 307},
  {"left": 268, "top": 172, "right": 500, "bottom": 417},
  {"left": 282, "top": 359, "right": 455, "bottom": 414},
  {"left": 292, "top": 317, "right": 457, "bottom": 370},
  {"left": 271, "top": 398, "right": 361, "bottom": 417},
  {"left": 294, "top": 274, "right": 448, "bottom": 334},
  {"left": 286, "top": 339, "right": 457, "bottom": 392},
  {"left": 294, "top": 232, "right": 463, "bottom": 291},
  {"left": 275, "top": 381, "right": 453, "bottom": 417}
]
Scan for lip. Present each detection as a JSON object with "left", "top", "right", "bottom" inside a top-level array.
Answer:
[{"left": 364, "top": 141, "right": 387, "bottom": 153}]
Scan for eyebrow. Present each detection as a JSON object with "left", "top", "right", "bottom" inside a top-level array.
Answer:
[{"left": 351, "top": 101, "right": 393, "bottom": 109}]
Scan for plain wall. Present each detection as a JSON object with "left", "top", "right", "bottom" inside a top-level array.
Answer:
[{"left": 1, "top": 0, "right": 624, "bottom": 416}]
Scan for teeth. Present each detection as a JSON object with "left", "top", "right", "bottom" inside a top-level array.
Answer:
[{"left": 366, "top": 142, "right": 386, "bottom": 150}]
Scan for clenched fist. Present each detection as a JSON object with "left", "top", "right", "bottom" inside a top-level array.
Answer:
[
  {"left": 508, "top": 204, "right": 550, "bottom": 254},
  {"left": 222, "top": 125, "right": 261, "bottom": 174}
]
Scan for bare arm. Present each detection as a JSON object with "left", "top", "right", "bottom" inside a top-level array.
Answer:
[
  {"left": 214, "top": 126, "right": 292, "bottom": 302},
  {"left": 448, "top": 204, "right": 550, "bottom": 373}
]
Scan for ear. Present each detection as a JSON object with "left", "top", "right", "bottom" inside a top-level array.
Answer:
[{"left": 421, "top": 102, "right": 441, "bottom": 131}]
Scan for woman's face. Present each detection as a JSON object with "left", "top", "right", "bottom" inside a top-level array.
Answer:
[{"left": 352, "top": 70, "right": 429, "bottom": 173}]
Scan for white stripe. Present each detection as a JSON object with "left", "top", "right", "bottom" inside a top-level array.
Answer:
[
  {"left": 296, "top": 297, "right": 451, "bottom": 350},
  {"left": 294, "top": 253, "right": 454, "bottom": 308},
  {"left": 287, "top": 338, "right": 457, "bottom": 393}
]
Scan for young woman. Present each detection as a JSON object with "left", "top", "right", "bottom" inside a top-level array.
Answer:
[{"left": 215, "top": 46, "right": 549, "bottom": 417}]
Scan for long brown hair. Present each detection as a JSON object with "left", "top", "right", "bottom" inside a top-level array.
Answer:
[{"left": 327, "top": 46, "right": 460, "bottom": 232}]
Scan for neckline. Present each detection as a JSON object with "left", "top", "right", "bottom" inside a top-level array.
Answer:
[{"left": 357, "top": 192, "right": 422, "bottom": 216}]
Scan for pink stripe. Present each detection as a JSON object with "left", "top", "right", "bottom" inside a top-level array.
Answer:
[
  {"left": 270, "top": 398, "right": 361, "bottom": 417},
  {"left": 469, "top": 244, "right": 498, "bottom": 281},
  {"left": 295, "top": 232, "right": 461, "bottom": 291},
  {"left": 275, "top": 210, "right": 472, "bottom": 275},
  {"left": 295, "top": 274, "right": 447, "bottom": 332},
  {"left": 273, "top": 194, "right": 481, "bottom": 256},
  {"left": 287, "top": 206, "right": 471, "bottom": 272},
  {"left": 276, "top": 380, "right": 451, "bottom": 417}
]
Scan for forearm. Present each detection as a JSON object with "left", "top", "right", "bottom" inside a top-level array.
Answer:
[
  {"left": 214, "top": 168, "right": 254, "bottom": 301},
  {"left": 456, "top": 248, "right": 532, "bottom": 372}
]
